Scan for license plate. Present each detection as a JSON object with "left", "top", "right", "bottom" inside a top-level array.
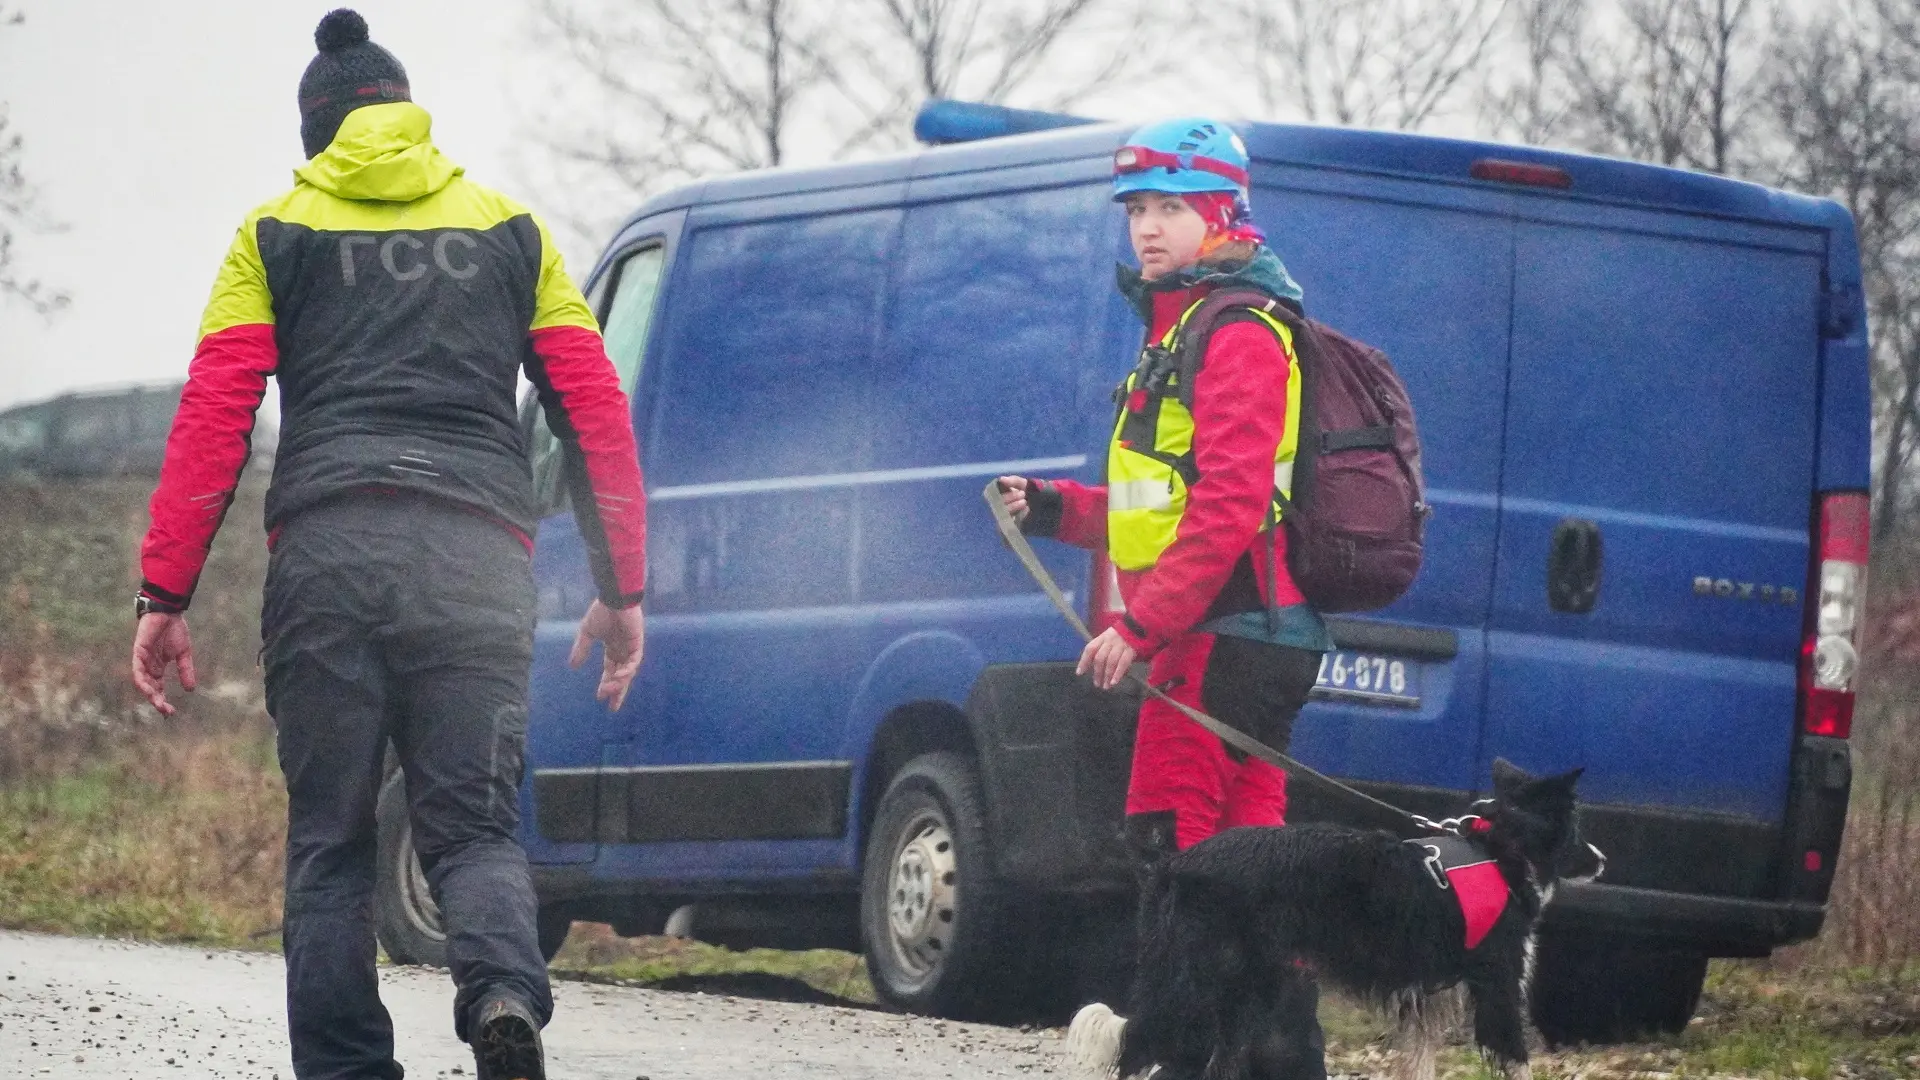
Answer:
[{"left": 1312, "top": 649, "right": 1421, "bottom": 708}]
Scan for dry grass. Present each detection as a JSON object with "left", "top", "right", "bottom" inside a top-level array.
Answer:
[
  {"left": 1, "top": 476, "right": 284, "bottom": 944},
  {"left": 1309, "top": 963, "right": 1920, "bottom": 1080},
  {"left": 550, "top": 922, "right": 878, "bottom": 1005},
  {"left": 0, "top": 721, "right": 285, "bottom": 945}
]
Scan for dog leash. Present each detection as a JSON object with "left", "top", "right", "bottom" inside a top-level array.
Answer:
[{"left": 983, "top": 479, "right": 1447, "bottom": 841}]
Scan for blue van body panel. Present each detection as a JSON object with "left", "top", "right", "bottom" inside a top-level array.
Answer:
[
  {"left": 1483, "top": 199, "right": 1823, "bottom": 821},
  {"left": 829, "top": 597, "right": 1088, "bottom": 825},
  {"left": 520, "top": 608, "right": 600, "bottom": 867},
  {"left": 1481, "top": 630, "right": 1798, "bottom": 818},
  {"left": 1242, "top": 163, "right": 1513, "bottom": 795},
  {"left": 591, "top": 835, "right": 854, "bottom": 887},
  {"left": 518, "top": 111, "right": 1868, "bottom": 951},
  {"left": 1791, "top": 198, "right": 1874, "bottom": 493}
]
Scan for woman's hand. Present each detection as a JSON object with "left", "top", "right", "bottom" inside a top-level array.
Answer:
[
  {"left": 995, "top": 475, "right": 1031, "bottom": 522},
  {"left": 1077, "top": 627, "right": 1138, "bottom": 691}
]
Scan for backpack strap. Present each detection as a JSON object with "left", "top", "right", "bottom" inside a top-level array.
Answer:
[
  {"left": 1320, "top": 426, "right": 1396, "bottom": 453},
  {"left": 1168, "top": 288, "right": 1324, "bottom": 514},
  {"left": 1165, "top": 288, "right": 1323, "bottom": 628}
]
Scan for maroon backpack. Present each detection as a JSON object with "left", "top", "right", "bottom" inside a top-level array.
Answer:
[{"left": 1174, "top": 290, "right": 1428, "bottom": 614}]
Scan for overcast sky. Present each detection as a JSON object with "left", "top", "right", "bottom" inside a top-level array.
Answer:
[
  {"left": 0, "top": 0, "right": 1504, "bottom": 414},
  {"left": 0, "top": 0, "right": 527, "bottom": 410}
]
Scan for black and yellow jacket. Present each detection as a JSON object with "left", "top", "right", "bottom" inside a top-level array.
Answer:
[{"left": 140, "top": 102, "right": 647, "bottom": 610}]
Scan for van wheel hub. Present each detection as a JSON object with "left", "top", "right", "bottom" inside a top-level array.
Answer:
[{"left": 885, "top": 814, "right": 957, "bottom": 978}]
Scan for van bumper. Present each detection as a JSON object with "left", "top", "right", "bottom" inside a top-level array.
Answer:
[{"left": 1544, "top": 881, "right": 1825, "bottom": 955}]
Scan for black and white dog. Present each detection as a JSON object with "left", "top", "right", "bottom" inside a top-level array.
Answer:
[{"left": 1069, "top": 759, "right": 1602, "bottom": 1080}]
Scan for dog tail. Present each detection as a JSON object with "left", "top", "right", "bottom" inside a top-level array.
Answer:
[{"left": 1065, "top": 1001, "right": 1127, "bottom": 1075}]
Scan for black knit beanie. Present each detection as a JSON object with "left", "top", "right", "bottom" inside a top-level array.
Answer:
[{"left": 297, "top": 9, "right": 411, "bottom": 158}]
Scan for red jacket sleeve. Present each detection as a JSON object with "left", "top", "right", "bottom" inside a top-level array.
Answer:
[
  {"left": 1046, "top": 478, "right": 1109, "bottom": 551},
  {"left": 1115, "top": 321, "right": 1291, "bottom": 656},
  {"left": 139, "top": 323, "right": 277, "bottom": 609},
  {"left": 526, "top": 325, "right": 649, "bottom": 606}
]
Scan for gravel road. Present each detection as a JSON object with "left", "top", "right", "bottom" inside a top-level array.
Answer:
[{"left": 0, "top": 931, "right": 1071, "bottom": 1079}]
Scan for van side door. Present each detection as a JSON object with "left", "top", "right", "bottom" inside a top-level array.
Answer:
[
  {"left": 1484, "top": 204, "right": 1823, "bottom": 895},
  {"left": 592, "top": 186, "right": 907, "bottom": 884}
]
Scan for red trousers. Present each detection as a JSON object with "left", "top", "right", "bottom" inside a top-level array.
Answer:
[{"left": 1124, "top": 631, "right": 1323, "bottom": 851}]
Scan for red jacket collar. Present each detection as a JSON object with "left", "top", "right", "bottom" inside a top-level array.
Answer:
[{"left": 1148, "top": 281, "right": 1214, "bottom": 341}]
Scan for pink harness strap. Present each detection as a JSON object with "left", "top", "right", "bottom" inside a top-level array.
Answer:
[
  {"left": 1446, "top": 860, "right": 1510, "bottom": 949},
  {"left": 1409, "top": 835, "right": 1511, "bottom": 950}
]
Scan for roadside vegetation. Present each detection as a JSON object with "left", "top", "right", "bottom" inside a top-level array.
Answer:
[{"left": 7, "top": 477, "right": 1920, "bottom": 1078}]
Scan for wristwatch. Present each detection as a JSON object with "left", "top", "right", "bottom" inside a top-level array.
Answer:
[{"left": 135, "top": 593, "right": 183, "bottom": 618}]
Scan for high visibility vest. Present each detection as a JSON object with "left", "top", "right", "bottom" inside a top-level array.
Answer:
[{"left": 1106, "top": 297, "right": 1302, "bottom": 573}]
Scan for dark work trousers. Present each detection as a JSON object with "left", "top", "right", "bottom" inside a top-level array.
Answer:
[{"left": 261, "top": 493, "right": 552, "bottom": 1080}]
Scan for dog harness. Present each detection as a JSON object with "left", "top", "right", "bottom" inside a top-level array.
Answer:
[{"left": 1407, "top": 834, "right": 1509, "bottom": 950}]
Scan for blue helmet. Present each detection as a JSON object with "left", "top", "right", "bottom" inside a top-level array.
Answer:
[{"left": 1111, "top": 117, "right": 1250, "bottom": 201}]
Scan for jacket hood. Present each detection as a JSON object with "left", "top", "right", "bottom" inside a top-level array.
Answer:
[
  {"left": 293, "top": 102, "right": 461, "bottom": 202},
  {"left": 1116, "top": 245, "right": 1305, "bottom": 324}
]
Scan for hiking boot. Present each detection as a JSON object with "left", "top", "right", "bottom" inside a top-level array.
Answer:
[{"left": 468, "top": 991, "right": 545, "bottom": 1080}]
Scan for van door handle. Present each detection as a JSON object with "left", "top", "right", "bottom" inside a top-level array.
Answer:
[{"left": 1547, "top": 518, "right": 1603, "bottom": 614}]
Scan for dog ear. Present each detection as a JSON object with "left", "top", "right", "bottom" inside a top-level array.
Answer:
[
  {"left": 1551, "top": 766, "right": 1586, "bottom": 792},
  {"left": 1490, "top": 758, "right": 1529, "bottom": 795}
]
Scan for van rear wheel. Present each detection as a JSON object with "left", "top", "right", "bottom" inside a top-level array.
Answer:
[
  {"left": 861, "top": 751, "right": 1009, "bottom": 1018},
  {"left": 373, "top": 769, "right": 570, "bottom": 967},
  {"left": 1530, "top": 931, "right": 1708, "bottom": 1044}
]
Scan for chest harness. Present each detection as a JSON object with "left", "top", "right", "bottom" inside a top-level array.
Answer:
[
  {"left": 1106, "top": 296, "right": 1302, "bottom": 574},
  {"left": 1406, "top": 815, "right": 1511, "bottom": 950}
]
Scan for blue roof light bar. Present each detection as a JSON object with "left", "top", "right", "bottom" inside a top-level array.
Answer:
[{"left": 913, "top": 99, "right": 1095, "bottom": 145}]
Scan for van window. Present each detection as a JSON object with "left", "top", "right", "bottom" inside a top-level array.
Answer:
[
  {"left": 874, "top": 185, "right": 1106, "bottom": 469},
  {"left": 856, "top": 184, "right": 1107, "bottom": 606},
  {"left": 602, "top": 246, "right": 667, "bottom": 388},
  {"left": 527, "top": 244, "right": 666, "bottom": 516},
  {"left": 648, "top": 210, "right": 898, "bottom": 487},
  {"left": 641, "top": 209, "right": 898, "bottom": 617}
]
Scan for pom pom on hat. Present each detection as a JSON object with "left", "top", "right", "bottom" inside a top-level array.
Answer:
[
  {"left": 314, "top": 9, "right": 370, "bottom": 53},
  {"left": 298, "top": 8, "right": 409, "bottom": 157}
]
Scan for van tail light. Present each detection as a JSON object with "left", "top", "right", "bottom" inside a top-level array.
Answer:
[
  {"left": 1089, "top": 548, "right": 1126, "bottom": 636},
  {"left": 1800, "top": 493, "right": 1870, "bottom": 738}
]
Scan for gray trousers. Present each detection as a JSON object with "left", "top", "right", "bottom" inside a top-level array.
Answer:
[{"left": 262, "top": 492, "right": 552, "bottom": 1080}]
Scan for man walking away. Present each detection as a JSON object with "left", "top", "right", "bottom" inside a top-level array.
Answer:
[{"left": 128, "top": 10, "right": 648, "bottom": 1080}]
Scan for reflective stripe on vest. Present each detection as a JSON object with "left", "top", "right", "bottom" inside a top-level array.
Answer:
[{"left": 1107, "top": 300, "right": 1301, "bottom": 573}]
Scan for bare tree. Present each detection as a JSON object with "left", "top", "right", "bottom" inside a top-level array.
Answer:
[
  {"left": 1556, "top": 0, "right": 1767, "bottom": 174},
  {"left": 1209, "top": 0, "right": 1510, "bottom": 131},
  {"left": 0, "top": 5, "right": 66, "bottom": 315},
  {"left": 530, "top": 0, "right": 833, "bottom": 191},
  {"left": 854, "top": 0, "right": 1142, "bottom": 112},
  {"left": 524, "top": 0, "right": 1152, "bottom": 250},
  {"left": 1480, "top": 0, "right": 1589, "bottom": 145},
  {"left": 1766, "top": 0, "right": 1920, "bottom": 538}
]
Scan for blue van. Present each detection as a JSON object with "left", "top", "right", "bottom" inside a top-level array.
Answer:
[{"left": 374, "top": 101, "right": 1867, "bottom": 1040}]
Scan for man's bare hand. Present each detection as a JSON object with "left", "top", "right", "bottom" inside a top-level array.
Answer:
[
  {"left": 131, "top": 612, "right": 198, "bottom": 716},
  {"left": 995, "top": 475, "right": 1031, "bottom": 522},
  {"left": 568, "top": 599, "right": 646, "bottom": 711}
]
